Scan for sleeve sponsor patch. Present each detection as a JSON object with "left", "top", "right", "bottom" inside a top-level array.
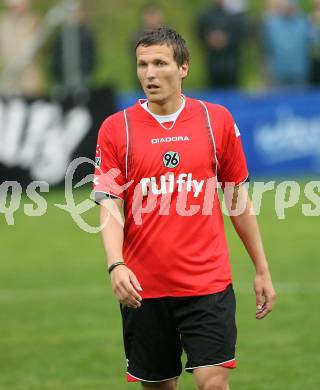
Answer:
[{"left": 95, "top": 144, "right": 102, "bottom": 167}]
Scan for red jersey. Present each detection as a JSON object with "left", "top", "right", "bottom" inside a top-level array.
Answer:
[{"left": 93, "top": 97, "right": 248, "bottom": 298}]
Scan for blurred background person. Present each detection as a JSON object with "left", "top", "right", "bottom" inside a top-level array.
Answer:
[
  {"left": 264, "top": 0, "right": 281, "bottom": 15},
  {"left": 51, "top": 0, "right": 97, "bottom": 104},
  {"left": 0, "top": 0, "right": 44, "bottom": 97},
  {"left": 130, "top": 2, "right": 165, "bottom": 87},
  {"left": 309, "top": 0, "right": 320, "bottom": 85},
  {"left": 224, "top": 0, "right": 248, "bottom": 15},
  {"left": 131, "top": 2, "right": 165, "bottom": 48},
  {"left": 262, "top": 0, "right": 311, "bottom": 87},
  {"left": 196, "top": 0, "right": 247, "bottom": 89}
]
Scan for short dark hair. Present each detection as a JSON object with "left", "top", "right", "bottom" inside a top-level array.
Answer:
[{"left": 135, "top": 26, "right": 190, "bottom": 66}]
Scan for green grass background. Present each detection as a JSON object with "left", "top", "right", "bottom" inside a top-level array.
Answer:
[
  {"left": 1, "top": 1, "right": 319, "bottom": 388},
  {"left": 1, "top": 182, "right": 319, "bottom": 389},
  {"left": 0, "top": 0, "right": 313, "bottom": 90}
]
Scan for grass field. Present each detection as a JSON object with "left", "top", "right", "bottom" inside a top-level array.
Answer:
[{"left": 1, "top": 182, "right": 319, "bottom": 390}]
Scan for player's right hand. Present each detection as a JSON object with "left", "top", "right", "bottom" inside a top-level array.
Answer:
[{"left": 110, "top": 265, "right": 143, "bottom": 309}]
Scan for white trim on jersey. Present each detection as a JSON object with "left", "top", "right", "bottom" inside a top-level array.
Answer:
[
  {"left": 236, "top": 174, "right": 250, "bottom": 187},
  {"left": 123, "top": 109, "right": 129, "bottom": 179},
  {"left": 139, "top": 96, "right": 185, "bottom": 130},
  {"left": 198, "top": 100, "right": 218, "bottom": 179}
]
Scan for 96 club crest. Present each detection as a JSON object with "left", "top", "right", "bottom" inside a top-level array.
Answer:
[{"left": 163, "top": 151, "right": 180, "bottom": 168}]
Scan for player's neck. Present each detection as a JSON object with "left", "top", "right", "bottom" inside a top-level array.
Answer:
[{"left": 147, "top": 95, "right": 184, "bottom": 116}]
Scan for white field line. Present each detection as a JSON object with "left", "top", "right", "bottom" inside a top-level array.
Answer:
[{"left": 0, "top": 282, "right": 319, "bottom": 303}]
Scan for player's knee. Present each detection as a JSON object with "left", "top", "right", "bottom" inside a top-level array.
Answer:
[
  {"left": 141, "top": 378, "right": 178, "bottom": 390},
  {"left": 198, "top": 376, "right": 229, "bottom": 390}
]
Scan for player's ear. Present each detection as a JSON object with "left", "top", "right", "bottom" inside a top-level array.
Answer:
[{"left": 180, "top": 63, "right": 189, "bottom": 79}]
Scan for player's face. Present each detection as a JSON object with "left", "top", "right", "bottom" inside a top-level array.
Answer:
[{"left": 136, "top": 44, "right": 189, "bottom": 106}]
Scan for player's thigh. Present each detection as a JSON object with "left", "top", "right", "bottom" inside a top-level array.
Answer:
[
  {"left": 141, "top": 377, "right": 178, "bottom": 390},
  {"left": 122, "top": 298, "right": 182, "bottom": 382},
  {"left": 177, "top": 285, "right": 237, "bottom": 371},
  {"left": 193, "top": 365, "right": 230, "bottom": 390}
]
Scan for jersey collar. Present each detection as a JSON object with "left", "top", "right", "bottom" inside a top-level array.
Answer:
[{"left": 134, "top": 95, "right": 193, "bottom": 127}]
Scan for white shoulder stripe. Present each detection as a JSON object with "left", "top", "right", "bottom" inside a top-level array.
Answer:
[
  {"left": 198, "top": 100, "right": 218, "bottom": 178},
  {"left": 123, "top": 110, "right": 129, "bottom": 179}
]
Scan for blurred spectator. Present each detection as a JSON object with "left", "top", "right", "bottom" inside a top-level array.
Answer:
[
  {"left": 310, "top": 0, "right": 320, "bottom": 85},
  {"left": 196, "top": 0, "right": 247, "bottom": 89},
  {"left": 132, "top": 2, "right": 165, "bottom": 49},
  {"left": 224, "top": 0, "right": 248, "bottom": 15},
  {"left": 0, "top": 0, "right": 44, "bottom": 96},
  {"left": 51, "top": 0, "right": 96, "bottom": 104},
  {"left": 262, "top": 0, "right": 311, "bottom": 87},
  {"left": 131, "top": 2, "right": 165, "bottom": 87},
  {"left": 264, "top": 0, "right": 281, "bottom": 15}
]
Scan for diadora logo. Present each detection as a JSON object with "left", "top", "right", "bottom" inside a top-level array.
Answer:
[
  {"left": 140, "top": 173, "right": 205, "bottom": 198},
  {"left": 151, "top": 136, "right": 190, "bottom": 144}
]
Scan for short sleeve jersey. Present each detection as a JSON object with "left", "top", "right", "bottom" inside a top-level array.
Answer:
[{"left": 93, "top": 97, "right": 248, "bottom": 298}]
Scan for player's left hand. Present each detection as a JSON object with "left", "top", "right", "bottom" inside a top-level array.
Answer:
[{"left": 254, "top": 273, "right": 276, "bottom": 320}]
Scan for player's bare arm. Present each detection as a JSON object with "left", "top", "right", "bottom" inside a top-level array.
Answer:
[
  {"left": 225, "top": 185, "right": 277, "bottom": 320},
  {"left": 100, "top": 199, "right": 142, "bottom": 309}
]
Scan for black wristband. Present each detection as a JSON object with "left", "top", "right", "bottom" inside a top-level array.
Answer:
[{"left": 108, "top": 261, "right": 126, "bottom": 274}]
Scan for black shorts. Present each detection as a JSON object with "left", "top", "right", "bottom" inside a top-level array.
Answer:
[{"left": 120, "top": 284, "right": 237, "bottom": 383}]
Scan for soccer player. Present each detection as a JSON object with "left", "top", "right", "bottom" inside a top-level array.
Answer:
[{"left": 93, "top": 27, "right": 276, "bottom": 390}]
